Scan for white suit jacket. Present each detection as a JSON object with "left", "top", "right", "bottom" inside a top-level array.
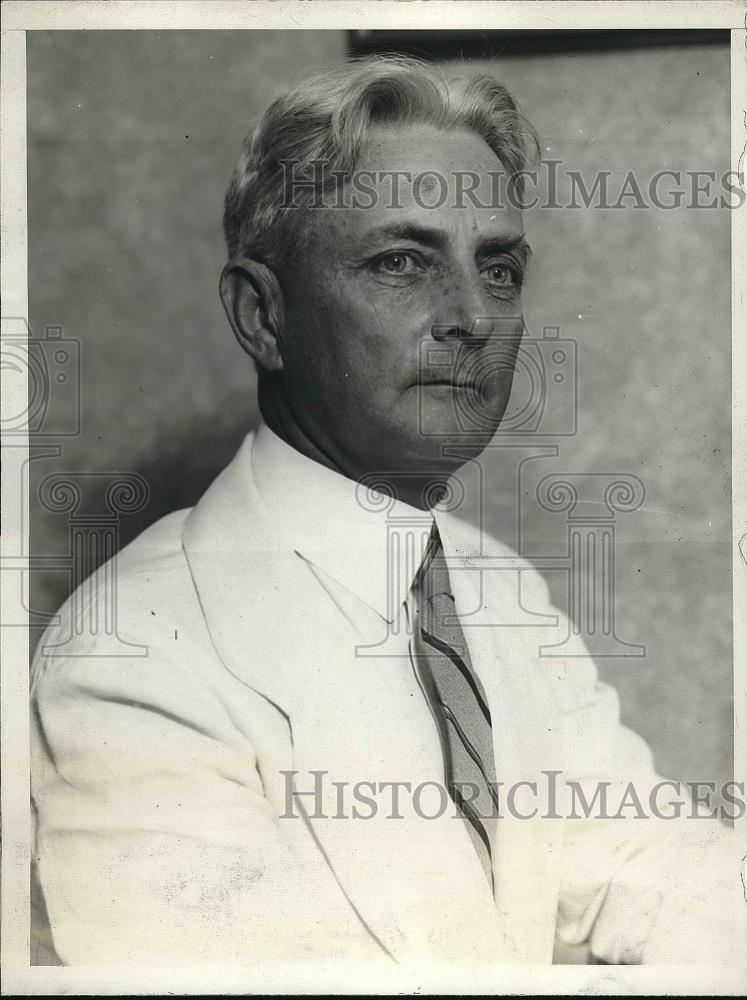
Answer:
[{"left": 31, "top": 425, "right": 738, "bottom": 986}]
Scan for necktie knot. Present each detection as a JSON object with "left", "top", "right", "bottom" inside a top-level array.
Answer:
[{"left": 416, "top": 524, "right": 453, "bottom": 605}]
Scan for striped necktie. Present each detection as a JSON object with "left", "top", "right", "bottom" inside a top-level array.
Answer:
[{"left": 409, "top": 524, "right": 498, "bottom": 888}]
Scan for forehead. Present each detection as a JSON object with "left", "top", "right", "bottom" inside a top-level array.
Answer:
[
  {"left": 315, "top": 122, "right": 524, "bottom": 248},
  {"left": 360, "top": 121, "right": 506, "bottom": 181}
]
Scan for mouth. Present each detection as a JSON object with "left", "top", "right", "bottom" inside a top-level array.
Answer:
[{"left": 417, "top": 379, "right": 478, "bottom": 390}]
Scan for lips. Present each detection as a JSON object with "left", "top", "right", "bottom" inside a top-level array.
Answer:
[{"left": 417, "top": 377, "right": 478, "bottom": 389}]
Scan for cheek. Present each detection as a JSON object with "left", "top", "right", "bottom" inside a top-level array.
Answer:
[{"left": 306, "top": 287, "right": 428, "bottom": 388}]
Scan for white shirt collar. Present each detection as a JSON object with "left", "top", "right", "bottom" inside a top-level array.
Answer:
[{"left": 250, "top": 421, "right": 479, "bottom": 622}]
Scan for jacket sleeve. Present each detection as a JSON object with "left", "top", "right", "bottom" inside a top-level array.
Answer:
[
  {"left": 30, "top": 591, "right": 384, "bottom": 970},
  {"left": 523, "top": 568, "right": 744, "bottom": 965}
]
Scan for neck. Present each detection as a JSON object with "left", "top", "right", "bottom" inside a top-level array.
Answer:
[
  {"left": 259, "top": 376, "right": 344, "bottom": 477},
  {"left": 258, "top": 375, "right": 454, "bottom": 511}
]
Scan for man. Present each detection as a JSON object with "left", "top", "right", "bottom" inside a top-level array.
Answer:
[{"left": 31, "top": 55, "right": 737, "bottom": 981}]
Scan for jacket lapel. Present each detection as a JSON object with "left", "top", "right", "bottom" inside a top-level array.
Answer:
[{"left": 181, "top": 434, "right": 516, "bottom": 966}]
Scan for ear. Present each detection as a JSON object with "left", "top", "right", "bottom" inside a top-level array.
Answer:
[{"left": 219, "top": 258, "right": 285, "bottom": 371}]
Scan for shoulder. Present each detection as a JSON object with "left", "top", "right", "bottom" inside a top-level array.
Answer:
[
  {"left": 60, "top": 506, "right": 197, "bottom": 619},
  {"left": 31, "top": 507, "right": 213, "bottom": 689},
  {"left": 30, "top": 506, "right": 254, "bottom": 762},
  {"left": 113, "top": 506, "right": 190, "bottom": 577},
  {"left": 468, "top": 524, "right": 555, "bottom": 608}
]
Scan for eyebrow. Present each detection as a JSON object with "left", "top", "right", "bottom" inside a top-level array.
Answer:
[{"left": 360, "top": 221, "right": 532, "bottom": 260}]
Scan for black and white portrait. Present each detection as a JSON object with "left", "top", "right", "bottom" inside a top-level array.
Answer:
[{"left": 1, "top": 3, "right": 745, "bottom": 995}]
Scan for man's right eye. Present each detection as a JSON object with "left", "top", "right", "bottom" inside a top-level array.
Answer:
[{"left": 372, "top": 251, "right": 422, "bottom": 276}]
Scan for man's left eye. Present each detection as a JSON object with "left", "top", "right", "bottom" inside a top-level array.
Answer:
[{"left": 483, "top": 263, "right": 516, "bottom": 287}]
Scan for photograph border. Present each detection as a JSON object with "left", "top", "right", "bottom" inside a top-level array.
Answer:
[{"left": 2, "top": 2, "right": 745, "bottom": 994}]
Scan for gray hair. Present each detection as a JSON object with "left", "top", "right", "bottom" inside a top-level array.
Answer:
[{"left": 223, "top": 55, "right": 538, "bottom": 269}]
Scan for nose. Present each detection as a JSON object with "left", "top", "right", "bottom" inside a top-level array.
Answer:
[
  {"left": 432, "top": 318, "right": 496, "bottom": 342},
  {"left": 430, "top": 264, "right": 495, "bottom": 343}
]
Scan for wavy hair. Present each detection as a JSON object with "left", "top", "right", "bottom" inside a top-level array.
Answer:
[{"left": 223, "top": 55, "right": 538, "bottom": 268}]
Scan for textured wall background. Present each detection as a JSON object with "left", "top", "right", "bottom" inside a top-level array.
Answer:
[{"left": 27, "top": 32, "right": 732, "bottom": 783}]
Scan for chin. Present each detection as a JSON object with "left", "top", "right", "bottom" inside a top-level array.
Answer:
[
  {"left": 366, "top": 393, "right": 506, "bottom": 477},
  {"left": 406, "top": 416, "right": 506, "bottom": 465},
  {"left": 394, "top": 428, "right": 492, "bottom": 473}
]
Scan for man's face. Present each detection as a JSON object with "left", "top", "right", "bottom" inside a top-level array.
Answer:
[{"left": 273, "top": 122, "right": 528, "bottom": 482}]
